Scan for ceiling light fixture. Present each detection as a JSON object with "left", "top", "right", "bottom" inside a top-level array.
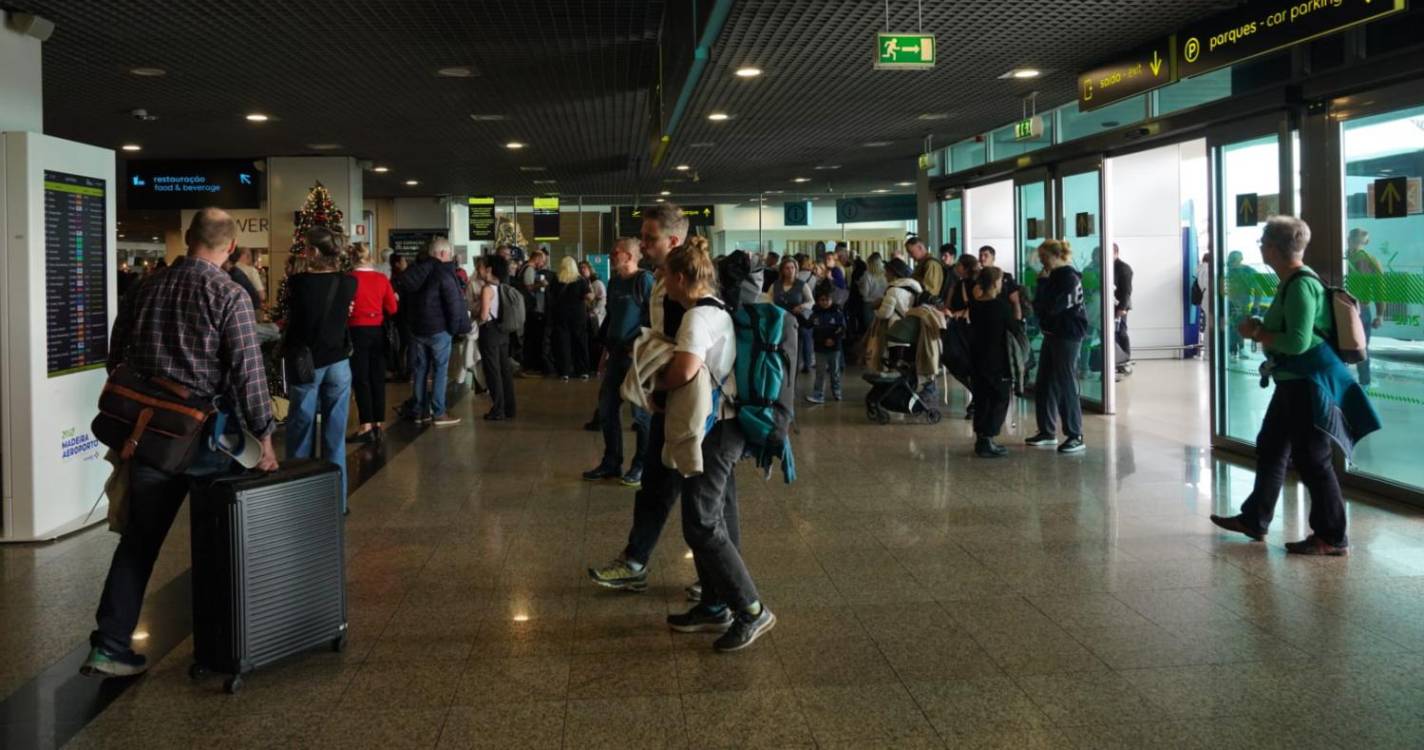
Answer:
[
  {"left": 814, "top": 165, "right": 841, "bottom": 171},
  {"left": 734, "top": 66, "right": 762, "bottom": 78},
  {"left": 707, "top": 112, "right": 730, "bottom": 122},
  {"left": 306, "top": 143, "right": 341, "bottom": 151},
  {"left": 1007, "top": 68, "right": 1042, "bottom": 79},
  {"left": 688, "top": 142, "right": 715, "bottom": 148},
  {"left": 918, "top": 113, "right": 950, "bottom": 120},
  {"left": 660, "top": 190, "right": 671, "bottom": 196},
  {"left": 121, "top": 144, "right": 142, "bottom": 152},
  {"left": 863, "top": 140, "right": 892, "bottom": 147},
  {"left": 404, "top": 179, "right": 419, "bottom": 186},
  {"left": 655, "top": 198, "right": 666, "bottom": 203},
  {"left": 129, "top": 67, "right": 166, "bottom": 77},
  {"left": 505, "top": 141, "right": 525, "bottom": 150},
  {"left": 372, "top": 166, "right": 390, "bottom": 173},
  {"left": 436, "top": 66, "right": 475, "bottom": 78},
  {"left": 895, "top": 181, "right": 914, "bottom": 187},
  {"left": 675, "top": 164, "right": 691, "bottom": 171},
  {"left": 791, "top": 177, "right": 811, "bottom": 183},
  {"left": 470, "top": 114, "right": 506, "bottom": 122},
  {"left": 245, "top": 113, "right": 270, "bottom": 122},
  {"left": 872, "top": 188, "right": 890, "bottom": 193},
  {"left": 519, "top": 166, "right": 547, "bottom": 172}
]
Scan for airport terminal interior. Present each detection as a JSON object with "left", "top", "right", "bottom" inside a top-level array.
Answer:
[{"left": 3, "top": 1, "right": 1424, "bottom": 748}]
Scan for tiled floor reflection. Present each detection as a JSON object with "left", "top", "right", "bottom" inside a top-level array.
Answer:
[{"left": 9, "top": 359, "right": 1424, "bottom": 748}]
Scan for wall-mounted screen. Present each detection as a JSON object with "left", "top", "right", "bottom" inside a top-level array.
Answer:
[
  {"left": 44, "top": 170, "right": 109, "bottom": 376},
  {"left": 125, "top": 159, "right": 262, "bottom": 210}
]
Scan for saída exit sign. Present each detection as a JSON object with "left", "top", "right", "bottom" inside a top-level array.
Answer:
[{"left": 875, "top": 32, "right": 935, "bottom": 70}]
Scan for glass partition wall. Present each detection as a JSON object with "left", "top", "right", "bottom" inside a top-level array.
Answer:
[
  {"left": 1015, "top": 172, "right": 1053, "bottom": 398},
  {"left": 1057, "top": 163, "right": 1109, "bottom": 410}
]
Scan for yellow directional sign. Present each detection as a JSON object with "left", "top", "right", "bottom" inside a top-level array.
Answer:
[
  {"left": 1236, "top": 193, "right": 1259, "bottom": 227},
  {"left": 1076, "top": 38, "right": 1176, "bottom": 112},
  {"left": 1375, "top": 177, "right": 1408, "bottom": 219}
]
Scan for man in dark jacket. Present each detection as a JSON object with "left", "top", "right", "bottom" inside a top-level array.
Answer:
[
  {"left": 1112, "top": 243, "right": 1134, "bottom": 373},
  {"left": 394, "top": 238, "right": 470, "bottom": 426}
]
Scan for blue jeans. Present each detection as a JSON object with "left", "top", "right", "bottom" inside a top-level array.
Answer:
[
  {"left": 813, "top": 349, "right": 844, "bottom": 399},
  {"left": 412, "top": 332, "right": 453, "bottom": 418},
  {"left": 287, "top": 359, "right": 352, "bottom": 505}
]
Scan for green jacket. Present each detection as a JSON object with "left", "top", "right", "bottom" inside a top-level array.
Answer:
[{"left": 1262, "top": 266, "right": 1329, "bottom": 381}]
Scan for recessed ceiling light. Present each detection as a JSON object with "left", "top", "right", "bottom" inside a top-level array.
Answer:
[
  {"left": 814, "top": 164, "right": 841, "bottom": 170},
  {"left": 505, "top": 142, "right": 525, "bottom": 150},
  {"left": 791, "top": 177, "right": 811, "bottom": 183},
  {"left": 863, "top": 140, "right": 892, "bottom": 147},
  {"left": 372, "top": 166, "right": 390, "bottom": 173},
  {"left": 117, "top": 233, "right": 125, "bottom": 238},
  {"left": 519, "top": 166, "right": 547, "bottom": 172},
  {"left": 707, "top": 112, "right": 731, "bottom": 121},
  {"left": 655, "top": 198, "right": 666, "bottom": 203},
  {"left": 688, "top": 142, "right": 715, "bottom": 148},
  {"left": 659, "top": 190, "right": 671, "bottom": 196},
  {"left": 121, "top": 144, "right": 142, "bottom": 152},
  {"left": 1007, "top": 68, "right": 1042, "bottom": 79},
  {"left": 675, "top": 164, "right": 691, "bottom": 171},
  {"left": 306, "top": 143, "right": 341, "bottom": 151},
  {"left": 404, "top": 179, "right": 419, "bottom": 186},
  {"left": 470, "top": 114, "right": 506, "bottom": 122},
  {"left": 872, "top": 188, "right": 890, "bottom": 193},
  {"left": 436, "top": 66, "right": 475, "bottom": 78},
  {"left": 245, "top": 113, "right": 270, "bottom": 122},
  {"left": 533, "top": 179, "right": 557, "bottom": 185},
  {"left": 129, "top": 67, "right": 166, "bottom": 77},
  {"left": 734, "top": 66, "right": 762, "bottom": 78},
  {"left": 896, "top": 181, "right": 914, "bottom": 187},
  {"left": 918, "top": 113, "right": 950, "bottom": 120}
]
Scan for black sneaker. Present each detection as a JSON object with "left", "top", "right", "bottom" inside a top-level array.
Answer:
[
  {"left": 582, "top": 465, "right": 621, "bottom": 481},
  {"left": 667, "top": 604, "right": 734, "bottom": 633},
  {"left": 1058, "top": 437, "right": 1086, "bottom": 454},
  {"left": 975, "top": 438, "right": 1008, "bottom": 458},
  {"left": 619, "top": 468, "right": 643, "bottom": 488},
  {"left": 714, "top": 607, "right": 776, "bottom": 652},
  {"left": 1025, "top": 433, "right": 1056, "bottom": 447},
  {"left": 79, "top": 646, "right": 148, "bottom": 678}
]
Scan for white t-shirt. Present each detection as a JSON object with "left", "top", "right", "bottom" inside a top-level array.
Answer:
[{"left": 675, "top": 298, "right": 738, "bottom": 420}]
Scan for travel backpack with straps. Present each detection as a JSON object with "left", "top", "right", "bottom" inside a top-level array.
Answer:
[
  {"left": 497, "top": 283, "right": 526, "bottom": 334},
  {"left": 730, "top": 302, "right": 798, "bottom": 483},
  {"left": 1281, "top": 269, "right": 1367, "bottom": 364}
]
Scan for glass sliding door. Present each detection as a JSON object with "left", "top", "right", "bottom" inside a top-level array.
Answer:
[
  {"left": 1213, "top": 132, "right": 1283, "bottom": 446},
  {"left": 940, "top": 193, "right": 963, "bottom": 255},
  {"left": 1338, "top": 100, "right": 1424, "bottom": 494},
  {"left": 1057, "top": 163, "right": 1108, "bottom": 410},
  {"left": 1016, "top": 173, "right": 1053, "bottom": 391}
]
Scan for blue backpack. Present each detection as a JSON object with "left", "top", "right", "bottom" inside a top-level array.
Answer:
[{"left": 730, "top": 303, "right": 797, "bottom": 483}]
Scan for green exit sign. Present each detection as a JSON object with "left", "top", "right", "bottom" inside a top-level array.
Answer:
[
  {"left": 1014, "top": 116, "right": 1044, "bottom": 141},
  {"left": 875, "top": 32, "right": 935, "bottom": 69}
]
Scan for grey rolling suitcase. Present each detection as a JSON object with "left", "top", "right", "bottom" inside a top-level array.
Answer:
[{"left": 188, "top": 459, "right": 347, "bottom": 693}]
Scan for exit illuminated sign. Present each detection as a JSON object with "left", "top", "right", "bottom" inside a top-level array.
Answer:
[
  {"left": 875, "top": 33, "right": 935, "bottom": 70},
  {"left": 1014, "top": 116, "right": 1044, "bottom": 141}
]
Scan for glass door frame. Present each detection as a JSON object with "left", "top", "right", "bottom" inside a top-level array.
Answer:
[
  {"left": 1054, "top": 155, "right": 1112, "bottom": 414},
  {"left": 936, "top": 187, "right": 965, "bottom": 255},
  {"left": 1013, "top": 168, "right": 1055, "bottom": 285},
  {"left": 1207, "top": 112, "right": 1297, "bottom": 459}
]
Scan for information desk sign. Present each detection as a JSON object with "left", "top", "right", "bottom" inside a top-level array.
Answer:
[
  {"left": 1077, "top": 38, "right": 1176, "bottom": 112},
  {"left": 1177, "top": 0, "right": 1406, "bottom": 78},
  {"left": 43, "top": 171, "right": 109, "bottom": 377},
  {"left": 533, "top": 196, "right": 560, "bottom": 241},
  {"left": 875, "top": 33, "right": 935, "bottom": 70},
  {"left": 467, "top": 196, "right": 496, "bottom": 242}
]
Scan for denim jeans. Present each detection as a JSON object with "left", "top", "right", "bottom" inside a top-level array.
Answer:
[
  {"left": 812, "top": 349, "right": 844, "bottom": 399},
  {"left": 1238, "top": 379, "right": 1347, "bottom": 546},
  {"left": 412, "top": 332, "right": 453, "bottom": 418},
  {"left": 287, "top": 359, "right": 352, "bottom": 505},
  {"left": 599, "top": 350, "right": 649, "bottom": 472}
]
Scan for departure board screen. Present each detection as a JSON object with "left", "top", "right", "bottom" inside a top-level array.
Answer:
[{"left": 44, "top": 170, "right": 109, "bottom": 377}]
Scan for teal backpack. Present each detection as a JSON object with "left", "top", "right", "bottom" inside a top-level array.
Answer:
[{"left": 730, "top": 303, "right": 797, "bottom": 483}]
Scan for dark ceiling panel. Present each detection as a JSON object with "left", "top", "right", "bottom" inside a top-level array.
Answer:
[{"left": 21, "top": 0, "right": 1229, "bottom": 199}]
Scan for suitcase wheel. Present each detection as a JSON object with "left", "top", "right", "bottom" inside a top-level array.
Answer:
[
  {"left": 187, "top": 663, "right": 206, "bottom": 680},
  {"left": 924, "top": 409, "right": 943, "bottom": 425},
  {"left": 224, "top": 675, "right": 244, "bottom": 694},
  {"left": 332, "top": 634, "right": 348, "bottom": 653}
]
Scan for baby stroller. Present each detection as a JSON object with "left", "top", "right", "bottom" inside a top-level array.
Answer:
[{"left": 863, "top": 316, "right": 942, "bottom": 425}]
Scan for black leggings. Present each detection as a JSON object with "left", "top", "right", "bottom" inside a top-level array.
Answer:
[
  {"left": 349, "top": 326, "right": 387, "bottom": 424},
  {"left": 479, "top": 324, "right": 516, "bottom": 418}
]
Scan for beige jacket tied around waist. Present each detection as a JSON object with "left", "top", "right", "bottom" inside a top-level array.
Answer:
[{"left": 620, "top": 328, "right": 715, "bottom": 478}]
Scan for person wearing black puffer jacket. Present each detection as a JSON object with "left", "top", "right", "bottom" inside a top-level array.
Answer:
[
  {"left": 1025, "top": 239, "right": 1088, "bottom": 454},
  {"left": 393, "top": 237, "right": 471, "bottom": 426}
]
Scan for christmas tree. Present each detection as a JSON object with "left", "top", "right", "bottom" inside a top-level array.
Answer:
[{"left": 291, "top": 181, "right": 350, "bottom": 270}]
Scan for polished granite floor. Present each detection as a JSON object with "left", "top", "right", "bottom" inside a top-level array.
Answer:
[{"left": 6, "top": 359, "right": 1424, "bottom": 748}]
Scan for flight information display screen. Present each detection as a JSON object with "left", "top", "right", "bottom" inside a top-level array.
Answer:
[
  {"left": 125, "top": 159, "right": 262, "bottom": 209},
  {"left": 44, "top": 170, "right": 109, "bottom": 377}
]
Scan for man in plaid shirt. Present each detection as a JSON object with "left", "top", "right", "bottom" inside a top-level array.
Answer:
[{"left": 83, "top": 207, "right": 279, "bottom": 679}]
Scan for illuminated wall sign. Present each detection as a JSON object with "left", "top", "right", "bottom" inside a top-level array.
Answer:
[
  {"left": 1177, "top": 0, "right": 1405, "bottom": 78},
  {"left": 467, "top": 196, "right": 496, "bottom": 242},
  {"left": 1014, "top": 116, "right": 1045, "bottom": 141},
  {"left": 615, "top": 204, "right": 716, "bottom": 236},
  {"left": 681, "top": 204, "right": 717, "bottom": 227},
  {"left": 1077, "top": 38, "right": 1176, "bottom": 112},
  {"left": 875, "top": 32, "right": 935, "bottom": 70},
  {"left": 533, "top": 196, "right": 560, "bottom": 241},
  {"left": 835, "top": 195, "right": 916, "bottom": 224},
  {"left": 124, "top": 159, "right": 261, "bottom": 210}
]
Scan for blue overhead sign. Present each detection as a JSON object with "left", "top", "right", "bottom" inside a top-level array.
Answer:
[{"left": 124, "top": 159, "right": 262, "bottom": 210}]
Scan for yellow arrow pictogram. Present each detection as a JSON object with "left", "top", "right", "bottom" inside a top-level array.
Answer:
[
  {"left": 1380, "top": 181, "right": 1403, "bottom": 214},
  {"left": 1239, "top": 197, "right": 1254, "bottom": 223},
  {"left": 1150, "top": 50, "right": 1163, "bottom": 77}
]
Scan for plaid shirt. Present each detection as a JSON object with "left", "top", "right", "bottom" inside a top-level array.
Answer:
[{"left": 109, "top": 256, "right": 275, "bottom": 437}]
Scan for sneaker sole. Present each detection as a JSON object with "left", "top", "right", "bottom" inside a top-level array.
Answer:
[
  {"left": 80, "top": 663, "right": 147, "bottom": 678},
  {"left": 587, "top": 572, "right": 648, "bottom": 592},
  {"left": 715, "top": 612, "right": 777, "bottom": 653},
  {"left": 668, "top": 618, "right": 734, "bottom": 634},
  {"left": 620, "top": 480, "right": 642, "bottom": 488},
  {"left": 1058, "top": 446, "right": 1086, "bottom": 454}
]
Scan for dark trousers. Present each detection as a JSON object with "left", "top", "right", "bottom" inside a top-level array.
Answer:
[
  {"left": 479, "top": 324, "right": 516, "bottom": 418},
  {"left": 522, "top": 313, "right": 547, "bottom": 372},
  {"left": 599, "top": 351, "right": 649, "bottom": 472},
  {"left": 972, "top": 379, "right": 1011, "bottom": 438},
  {"left": 622, "top": 414, "right": 741, "bottom": 567},
  {"left": 1115, "top": 314, "right": 1131, "bottom": 361},
  {"left": 1239, "top": 379, "right": 1348, "bottom": 546},
  {"left": 349, "top": 325, "right": 387, "bottom": 424},
  {"left": 552, "top": 317, "right": 589, "bottom": 377},
  {"left": 682, "top": 421, "right": 758, "bottom": 611},
  {"left": 1035, "top": 335, "right": 1084, "bottom": 438}
]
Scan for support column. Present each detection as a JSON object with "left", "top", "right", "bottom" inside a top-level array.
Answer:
[
  {"left": 266, "top": 156, "right": 364, "bottom": 277},
  {"left": 0, "top": 10, "right": 43, "bottom": 134}
]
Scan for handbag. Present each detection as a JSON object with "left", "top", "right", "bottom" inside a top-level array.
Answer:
[
  {"left": 92, "top": 365, "right": 218, "bottom": 474},
  {"left": 282, "top": 275, "right": 343, "bottom": 386}
]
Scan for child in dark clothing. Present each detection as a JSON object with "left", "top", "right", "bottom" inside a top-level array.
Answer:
[
  {"left": 806, "top": 284, "right": 847, "bottom": 404},
  {"left": 969, "top": 267, "right": 1013, "bottom": 457}
]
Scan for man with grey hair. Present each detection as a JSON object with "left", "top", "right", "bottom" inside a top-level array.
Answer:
[
  {"left": 394, "top": 236, "right": 470, "bottom": 425},
  {"left": 1211, "top": 215, "right": 1380, "bottom": 556}
]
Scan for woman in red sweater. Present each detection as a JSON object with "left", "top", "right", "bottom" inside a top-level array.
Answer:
[{"left": 349, "top": 243, "right": 399, "bottom": 443}]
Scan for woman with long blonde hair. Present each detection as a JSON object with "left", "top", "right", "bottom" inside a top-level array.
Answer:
[
  {"left": 1025, "top": 239, "right": 1088, "bottom": 454},
  {"left": 550, "top": 255, "right": 593, "bottom": 380}
]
